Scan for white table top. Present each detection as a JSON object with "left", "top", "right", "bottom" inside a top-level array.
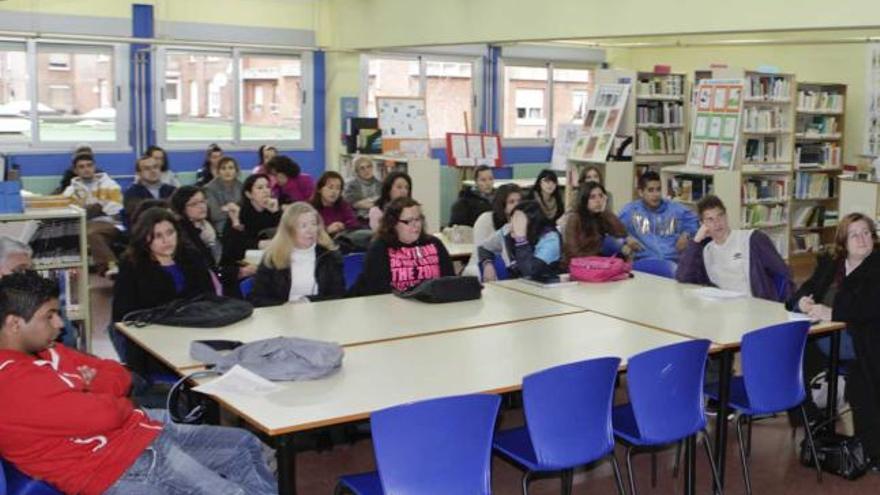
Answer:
[
  {"left": 116, "top": 284, "right": 583, "bottom": 372},
  {"left": 494, "top": 274, "right": 844, "bottom": 349},
  {"left": 434, "top": 233, "right": 473, "bottom": 259},
  {"left": 198, "top": 312, "right": 687, "bottom": 435}
]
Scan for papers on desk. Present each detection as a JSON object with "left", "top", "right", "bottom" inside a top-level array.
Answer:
[
  {"left": 687, "top": 287, "right": 746, "bottom": 300},
  {"left": 192, "top": 365, "right": 283, "bottom": 398},
  {"left": 788, "top": 311, "right": 821, "bottom": 324}
]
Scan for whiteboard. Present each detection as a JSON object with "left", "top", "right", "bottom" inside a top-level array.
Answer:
[{"left": 377, "top": 97, "right": 429, "bottom": 139}]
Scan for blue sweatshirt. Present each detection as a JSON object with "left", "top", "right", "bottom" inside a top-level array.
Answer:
[{"left": 618, "top": 199, "right": 699, "bottom": 262}]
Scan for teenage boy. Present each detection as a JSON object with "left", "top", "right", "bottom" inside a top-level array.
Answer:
[
  {"left": 618, "top": 170, "right": 699, "bottom": 262},
  {"left": 0, "top": 271, "right": 276, "bottom": 495},
  {"left": 123, "top": 154, "right": 177, "bottom": 225},
  {"left": 676, "top": 194, "right": 792, "bottom": 301},
  {"left": 62, "top": 152, "right": 123, "bottom": 276},
  {"left": 449, "top": 165, "right": 495, "bottom": 227}
]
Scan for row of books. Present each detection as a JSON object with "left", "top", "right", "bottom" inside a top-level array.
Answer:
[
  {"left": 795, "top": 143, "right": 841, "bottom": 167},
  {"left": 30, "top": 219, "right": 83, "bottom": 267},
  {"left": 743, "top": 107, "right": 788, "bottom": 132},
  {"left": 792, "top": 232, "right": 823, "bottom": 253},
  {"left": 636, "top": 102, "right": 684, "bottom": 125},
  {"left": 744, "top": 137, "right": 785, "bottom": 162},
  {"left": 793, "top": 205, "right": 838, "bottom": 228},
  {"left": 746, "top": 75, "right": 791, "bottom": 100},
  {"left": 742, "top": 178, "right": 787, "bottom": 202},
  {"left": 37, "top": 268, "right": 82, "bottom": 317},
  {"left": 667, "top": 175, "right": 713, "bottom": 202},
  {"left": 794, "top": 172, "right": 836, "bottom": 199},
  {"left": 636, "top": 75, "right": 685, "bottom": 97},
  {"left": 635, "top": 129, "right": 686, "bottom": 154},
  {"left": 796, "top": 115, "right": 839, "bottom": 135},
  {"left": 797, "top": 90, "right": 844, "bottom": 113},
  {"left": 742, "top": 204, "right": 787, "bottom": 226}
]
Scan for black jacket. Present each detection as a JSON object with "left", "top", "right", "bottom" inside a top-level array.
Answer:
[
  {"left": 786, "top": 253, "right": 842, "bottom": 311},
  {"left": 179, "top": 220, "right": 242, "bottom": 298},
  {"left": 111, "top": 249, "right": 215, "bottom": 322},
  {"left": 249, "top": 245, "right": 345, "bottom": 307},
  {"left": 220, "top": 202, "right": 282, "bottom": 264},
  {"left": 349, "top": 236, "right": 455, "bottom": 296},
  {"left": 123, "top": 183, "right": 176, "bottom": 224},
  {"left": 449, "top": 188, "right": 492, "bottom": 227}
]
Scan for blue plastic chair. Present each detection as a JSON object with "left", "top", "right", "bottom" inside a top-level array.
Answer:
[
  {"left": 493, "top": 357, "right": 626, "bottom": 495},
  {"left": 239, "top": 276, "right": 255, "bottom": 298},
  {"left": 612, "top": 339, "right": 721, "bottom": 495},
  {"left": 343, "top": 252, "right": 366, "bottom": 291},
  {"left": 336, "top": 394, "right": 501, "bottom": 495},
  {"left": 600, "top": 236, "right": 626, "bottom": 257},
  {"left": 632, "top": 258, "right": 678, "bottom": 279},
  {"left": 480, "top": 253, "right": 510, "bottom": 281},
  {"left": 1, "top": 458, "right": 63, "bottom": 495},
  {"left": 705, "top": 321, "right": 820, "bottom": 494}
]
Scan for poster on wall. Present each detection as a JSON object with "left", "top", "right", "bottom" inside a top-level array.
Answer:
[
  {"left": 376, "top": 96, "right": 429, "bottom": 139},
  {"left": 687, "top": 79, "right": 745, "bottom": 170},
  {"left": 445, "top": 133, "right": 503, "bottom": 167},
  {"left": 569, "top": 83, "right": 631, "bottom": 163},
  {"left": 867, "top": 44, "right": 880, "bottom": 171},
  {"left": 551, "top": 124, "right": 584, "bottom": 171}
]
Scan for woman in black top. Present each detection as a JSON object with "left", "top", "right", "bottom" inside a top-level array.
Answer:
[
  {"left": 195, "top": 143, "right": 223, "bottom": 186},
  {"left": 221, "top": 173, "right": 282, "bottom": 265},
  {"left": 787, "top": 212, "right": 880, "bottom": 466},
  {"left": 350, "top": 197, "right": 454, "bottom": 296},
  {"left": 528, "top": 169, "right": 564, "bottom": 222}
]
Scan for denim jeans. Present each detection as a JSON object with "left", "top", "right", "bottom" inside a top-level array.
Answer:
[{"left": 104, "top": 420, "right": 277, "bottom": 495}]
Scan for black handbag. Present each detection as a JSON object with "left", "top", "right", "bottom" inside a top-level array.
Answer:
[
  {"left": 800, "top": 432, "right": 867, "bottom": 480},
  {"left": 123, "top": 294, "right": 254, "bottom": 328},
  {"left": 394, "top": 276, "right": 482, "bottom": 303}
]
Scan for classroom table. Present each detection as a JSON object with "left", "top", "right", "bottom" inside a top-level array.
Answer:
[
  {"left": 191, "top": 311, "right": 690, "bottom": 495},
  {"left": 115, "top": 284, "right": 583, "bottom": 372},
  {"left": 493, "top": 274, "right": 846, "bottom": 492}
]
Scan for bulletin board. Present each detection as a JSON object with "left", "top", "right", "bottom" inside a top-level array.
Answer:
[
  {"left": 445, "top": 133, "right": 503, "bottom": 167},
  {"left": 569, "top": 83, "right": 631, "bottom": 163},
  {"left": 377, "top": 96, "right": 429, "bottom": 139},
  {"left": 687, "top": 79, "right": 745, "bottom": 170}
]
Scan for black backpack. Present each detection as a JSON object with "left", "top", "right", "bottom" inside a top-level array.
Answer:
[{"left": 122, "top": 294, "right": 254, "bottom": 328}]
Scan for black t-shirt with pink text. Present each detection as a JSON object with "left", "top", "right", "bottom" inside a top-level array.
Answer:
[{"left": 350, "top": 236, "right": 455, "bottom": 296}]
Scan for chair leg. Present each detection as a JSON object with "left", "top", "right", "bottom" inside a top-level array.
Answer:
[
  {"left": 746, "top": 415, "right": 753, "bottom": 460},
  {"left": 650, "top": 452, "right": 658, "bottom": 487},
  {"left": 521, "top": 471, "right": 532, "bottom": 495},
  {"left": 672, "top": 440, "right": 682, "bottom": 478},
  {"left": 610, "top": 454, "right": 627, "bottom": 495},
  {"left": 701, "top": 429, "right": 724, "bottom": 495},
  {"left": 626, "top": 446, "right": 638, "bottom": 495},
  {"left": 735, "top": 415, "right": 752, "bottom": 495},
  {"left": 561, "top": 469, "right": 573, "bottom": 495},
  {"left": 801, "top": 405, "right": 823, "bottom": 483}
]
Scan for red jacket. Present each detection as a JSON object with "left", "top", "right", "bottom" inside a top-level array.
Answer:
[{"left": 0, "top": 344, "right": 162, "bottom": 495}]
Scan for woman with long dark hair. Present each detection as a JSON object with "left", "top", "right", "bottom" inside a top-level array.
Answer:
[
  {"left": 195, "top": 143, "right": 223, "bottom": 186},
  {"left": 561, "top": 181, "right": 628, "bottom": 267},
  {"left": 369, "top": 171, "right": 412, "bottom": 232},
  {"left": 310, "top": 171, "right": 360, "bottom": 236},
  {"left": 220, "top": 173, "right": 281, "bottom": 265},
  {"left": 528, "top": 169, "right": 564, "bottom": 222},
  {"left": 462, "top": 183, "right": 522, "bottom": 279},
  {"left": 478, "top": 199, "right": 561, "bottom": 281}
]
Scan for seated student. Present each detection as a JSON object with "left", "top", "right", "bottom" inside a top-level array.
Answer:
[
  {"left": 369, "top": 171, "right": 412, "bottom": 232},
  {"left": 310, "top": 171, "right": 360, "bottom": 236},
  {"left": 251, "top": 202, "right": 345, "bottom": 306},
  {"left": 62, "top": 152, "right": 123, "bottom": 277},
  {"left": 268, "top": 155, "right": 315, "bottom": 204},
  {"left": 123, "top": 154, "right": 176, "bottom": 225},
  {"left": 170, "top": 186, "right": 251, "bottom": 297},
  {"left": 203, "top": 156, "right": 244, "bottom": 234},
  {"left": 528, "top": 169, "right": 564, "bottom": 222},
  {"left": 253, "top": 145, "right": 278, "bottom": 176},
  {"left": 195, "top": 143, "right": 223, "bottom": 186},
  {"left": 144, "top": 145, "right": 180, "bottom": 187},
  {"left": 221, "top": 173, "right": 282, "bottom": 265},
  {"left": 343, "top": 155, "right": 382, "bottom": 224},
  {"left": 677, "top": 195, "right": 792, "bottom": 300},
  {"left": 462, "top": 183, "right": 522, "bottom": 278},
  {"left": 618, "top": 170, "right": 699, "bottom": 262},
  {"left": 350, "top": 197, "right": 454, "bottom": 296},
  {"left": 449, "top": 165, "right": 494, "bottom": 227},
  {"left": 786, "top": 213, "right": 880, "bottom": 464},
  {"left": 561, "top": 181, "right": 629, "bottom": 267},
  {"left": 579, "top": 165, "right": 613, "bottom": 211},
  {"left": 478, "top": 200, "right": 562, "bottom": 281},
  {"left": 0, "top": 271, "right": 277, "bottom": 495}
]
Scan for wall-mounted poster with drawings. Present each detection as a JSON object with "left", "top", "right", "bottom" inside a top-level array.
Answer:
[
  {"left": 568, "top": 83, "right": 631, "bottom": 163},
  {"left": 376, "top": 96, "right": 429, "bottom": 139},
  {"left": 687, "top": 79, "right": 744, "bottom": 170}
]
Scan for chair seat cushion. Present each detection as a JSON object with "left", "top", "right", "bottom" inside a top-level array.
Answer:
[
  {"left": 493, "top": 426, "right": 542, "bottom": 471},
  {"left": 338, "top": 471, "right": 384, "bottom": 495}
]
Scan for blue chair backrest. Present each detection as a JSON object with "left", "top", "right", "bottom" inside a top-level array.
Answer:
[
  {"left": 627, "top": 339, "right": 711, "bottom": 444},
  {"left": 372, "top": 394, "right": 501, "bottom": 495},
  {"left": 600, "top": 236, "right": 626, "bottom": 257},
  {"left": 239, "top": 276, "right": 255, "bottom": 298},
  {"left": 632, "top": 258, "right": 677, "bottom": 279},
  {"left": 523, "top": 357, "right": 621, "bottom": 470},
  {"left": 493, "top": 253, "right": 509, "bottom": 281},
  {"left": 343, "top": 252, "right": 366, "bottom": 290},
  {"left": 741, "top": 321, "right": 810, "bottom": 413}
]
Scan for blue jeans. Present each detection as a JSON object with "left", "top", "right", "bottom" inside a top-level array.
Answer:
[{"left": 104, "top": 420, "right": 277, "bottom": 495}]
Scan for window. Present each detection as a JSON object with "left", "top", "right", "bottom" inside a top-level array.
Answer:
[
  {"left": 363, "top": 55, "right": 480, "bottom": 141},
  {"left": 552, "top": 68, "right": 592, "bottom": 137},
  {"left": 156, "top": 48, "right": 312, "bottom": 148},
  {"left": 0, "top": 45, "right": 31, "bottom": 142}
]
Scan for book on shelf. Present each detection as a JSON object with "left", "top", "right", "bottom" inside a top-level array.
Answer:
[
  {"left": 741, "top": 204, "right": 787, "bottom": 226},
  {"left": 636, "top": 129, "right": 685, "bottom": 154},
  {"left": 746, "top": 75, "right": 791, "bottom": 100},
  {"left": 793, "top": 232, "right": 822, "bottom": 253},
  {"left": 637, "top": 102, "right": 684, "bottom": 125},
  {"left": 797, "top": 115, "right": 839, "bottom": 136},
  {"left": 794, "top": 172, "right": 835, "bottom": 199},
  {"left": 742, "top": 177, "right": 787, "bottom": 202},
  {"left": 743, "top": 107, "right": 788, "bottom": 132},
  {"left": 28, "top": 219, "right": 82, "bottom": 267},
  {"left": 795, "top": 142, "right": 841, "bottom": 168},
  {"left": 637, "top": 74, "right": 685, "bottom": 97},
  {"left": 797, "top": 90, "right": 844, "bottom": 113},
  {"left": 667, "top": 175, "right": 713, "bottom": 202},
  {"left": 745, "top": 136, "right": 783, "bottom": 162}
]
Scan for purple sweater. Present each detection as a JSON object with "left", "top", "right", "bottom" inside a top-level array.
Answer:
[
  {"left": 273, "top": 174, "right": 315, "bottom": 204},
  {"left": 318, "top": 200, "right": 361, "bottom": 230},
  {"left": 675, "top": 229, "right": 793, "bottom": 302}
]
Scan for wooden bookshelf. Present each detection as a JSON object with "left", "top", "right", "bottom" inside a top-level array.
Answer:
[{"left": 791, "top": 82, "right": 845, "bottom": 266}]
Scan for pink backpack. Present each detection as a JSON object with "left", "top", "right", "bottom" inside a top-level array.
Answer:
[{"left": 569, "top": 256, "right": 632, "bottom": 283}]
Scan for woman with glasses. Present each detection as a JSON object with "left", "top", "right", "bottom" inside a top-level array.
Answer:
[{"left": 350, "top": 197, "right": 454, "bottom": 296}]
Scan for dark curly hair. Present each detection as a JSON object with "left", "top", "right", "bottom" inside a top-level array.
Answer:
[{"left": 377, "top": 197, "right": 427, "bottom": 244}]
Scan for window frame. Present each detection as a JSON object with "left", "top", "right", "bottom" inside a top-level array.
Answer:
[
  {"left": 154, "top": 46, "right": 314, "bottom": 151},
  {"left": 360, "top": 52, "right": 484, "bottom": 147},
  {"left": 0, "top": 39, "right": 131, "bottom": 153}
]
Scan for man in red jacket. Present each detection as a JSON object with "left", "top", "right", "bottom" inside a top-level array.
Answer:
[{"left": 0, "top": 271, "right": 277, "bottom": 495}]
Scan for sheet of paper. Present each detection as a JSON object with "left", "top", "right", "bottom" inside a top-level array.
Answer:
[
  {"left": 787, "top": 311, "right": 819, "bottom": 323},
  {"left": 482, "top": 135, "right": 500, "bottom": 160},
  {"left": 466, "top": 135, "right": 484, "bottom": 158},
  {"left": 687, "top": 287, "right": 746, "bottom": 300},
  {"left": 192, "top": 365, "right": 283, "bottom": 398},
  {"left": 450, "top": 134, "right": 468, "bottom": 160}
]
